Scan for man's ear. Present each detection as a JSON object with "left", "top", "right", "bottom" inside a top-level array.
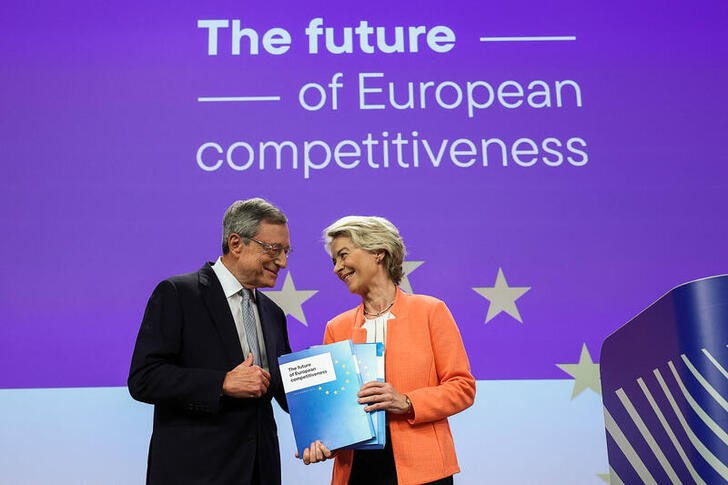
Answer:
[{"left": 228, "top": 233, "right": 243, "bottom": 254}]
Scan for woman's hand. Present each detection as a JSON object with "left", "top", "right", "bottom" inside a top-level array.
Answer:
[
  {"left": 358, "top": 381, "right": 412, "bottom": 415},
  {"left": 296, "top": 440, "right": 333, "bottom": 465}
]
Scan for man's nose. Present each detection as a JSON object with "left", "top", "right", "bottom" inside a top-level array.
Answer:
[{"left": 275, "top": 251, "right": 288, "bottom": 268}]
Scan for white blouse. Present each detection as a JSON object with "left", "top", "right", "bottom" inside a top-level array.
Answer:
[{"left": 361, "top": 311, "right": 394, "bottom": 344}]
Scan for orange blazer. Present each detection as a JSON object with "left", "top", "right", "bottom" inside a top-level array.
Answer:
[{"left": 323, "top": 288, "right": 476, "bottom": 485}]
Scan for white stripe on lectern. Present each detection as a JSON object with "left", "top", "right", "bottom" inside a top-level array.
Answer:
[
  {"left": 668, "top": 361, "right": 728, "bottom": 446},
  {"left": 616, "top": 388, "right": 680, "bottom": 483},
  {"left": 681, "top": 354, "right": 728, "bottom": 412},
  {"left": 702, "top": 349, "right": 728, "bottom": 379},
  {"left": 479, "top": 36, "right": 576, "bottom": 42},
  {"left": 637, "top": 377, "right": 706, "bottom": 484},
  {"left": 604, "top": 407, "right": 657, "bottom": 484},
  {"left": 609, "top": 466, "right": 625, "bottom": 485},
  {"left": 197, "top": 96, "right": 281, "bottom": 102},
  {"left": 654, "top": 369, "right": 728, "bottom": 480}
]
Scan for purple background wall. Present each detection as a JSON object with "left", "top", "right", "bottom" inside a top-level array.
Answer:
[{"left": 1, "top": 0, "right": 727, "bottom": 390}]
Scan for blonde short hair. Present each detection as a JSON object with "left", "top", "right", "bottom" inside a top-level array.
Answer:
[{"left": 323, "top": 216, "right": 406, "bottom": 285}]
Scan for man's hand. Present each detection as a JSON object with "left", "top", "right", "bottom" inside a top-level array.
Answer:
[
  {"left": 222, "top": 353, "right": 271, "bottom": 398},
  {"left": 296, "top": 441, "right": 333, "bottom": 465}
]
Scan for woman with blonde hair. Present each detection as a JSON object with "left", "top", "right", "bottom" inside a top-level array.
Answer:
[{"left": 304, "top": 215, "right": 476, "bottom": 485}]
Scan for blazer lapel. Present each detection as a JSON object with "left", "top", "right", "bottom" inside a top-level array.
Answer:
[
  {"left": 382, "top": 288, "right": 407, "bottom": 359},
  {"left": 351, "top": 305, "right": 368, "bottom": 343},
  {"left": 198, "top": 263, "right": 244, "bottom": 365}
]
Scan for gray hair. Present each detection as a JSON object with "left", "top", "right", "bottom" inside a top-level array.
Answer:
[
  {"left": 222, "top": 198, "right": 287, "bottom": 254},
  {"left": 323, "top": 215, "right": 406, "bottom": 285}
]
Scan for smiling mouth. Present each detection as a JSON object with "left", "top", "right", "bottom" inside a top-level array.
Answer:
[{"left": 340, "top": 271, "right": 354, "bottom": 282}]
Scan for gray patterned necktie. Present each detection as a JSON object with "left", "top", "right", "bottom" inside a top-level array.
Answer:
[{"left": 241, "top": 289, "right": 261, "bottom": 365}]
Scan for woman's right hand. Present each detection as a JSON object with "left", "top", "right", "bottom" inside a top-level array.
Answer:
[{"left": 298, "top": 440, "right": 333, "bottom": 465}]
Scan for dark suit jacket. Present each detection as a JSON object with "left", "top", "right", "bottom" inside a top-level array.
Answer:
[{"left": 128, "top": 263, "right": 291, "bottom": 485}]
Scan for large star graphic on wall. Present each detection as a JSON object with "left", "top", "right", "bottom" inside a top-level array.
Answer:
[
  {"left": 472, "top": 267, "right": 531, "bottom": 323},
  {"left": 556, "top": 343, "right": 602, "bottom": 399},
  {"left": 262, "top": 271, "right": 317, "bottom": 326},
  {"left": 400, "top": 260, "right": 424, "bottom": 293}
]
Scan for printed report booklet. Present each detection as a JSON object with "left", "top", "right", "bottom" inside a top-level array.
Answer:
[
  {"left": 278, "top": 340, "right": 374, "bottom": 456},
  {"left": 344, "top": 342, "right": 386, "bottom": 450},
  {"left": 310, "top": 342, "right": 387, "bottom": 450}
]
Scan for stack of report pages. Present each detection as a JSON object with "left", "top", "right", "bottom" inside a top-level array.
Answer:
[{"left": 278, "top": 340, "right": 386, "bottom": 456}]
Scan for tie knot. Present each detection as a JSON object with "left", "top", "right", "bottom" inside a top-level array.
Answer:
[{"left": 242, "top": 288, "right": 254, "bottom": 302}]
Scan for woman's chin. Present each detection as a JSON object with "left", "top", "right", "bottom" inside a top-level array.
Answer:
[{"left": 344, "top": 282, "right": 362, "bottom": 295}]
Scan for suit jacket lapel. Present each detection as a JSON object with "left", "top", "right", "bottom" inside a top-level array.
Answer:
[
  {"left": 256, "top": 291, "right": 283, "bottom": 386},
  {"left": 198, "top": 263, "right": 244, "bottom": 366}
]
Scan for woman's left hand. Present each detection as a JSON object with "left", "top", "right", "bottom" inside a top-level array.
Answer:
[{"left": 357, "top": 381, "right": 411, "bottom": 414}]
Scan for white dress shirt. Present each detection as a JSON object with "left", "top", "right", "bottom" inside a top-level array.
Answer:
[{"left": 211, "top": 257, "right": 270, "bottom": 371}]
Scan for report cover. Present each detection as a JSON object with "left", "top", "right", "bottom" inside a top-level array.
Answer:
[
  {"left": 278, "top": 340, "right": 374, "bottom": 455},
  {"left": 345, "top": 342, "right": 386, "bottom": 450}
]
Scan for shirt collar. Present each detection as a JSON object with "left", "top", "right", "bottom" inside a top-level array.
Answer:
[{"left": 211, "top": 257, "right": 249, "bottom": 299}]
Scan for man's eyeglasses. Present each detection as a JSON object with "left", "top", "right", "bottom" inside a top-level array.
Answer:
[{"left": 246, "top": 236, "right": 293, "bottom": 258}]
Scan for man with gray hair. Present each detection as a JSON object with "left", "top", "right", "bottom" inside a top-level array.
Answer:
[{"left": 129, "top": 197, "right": 293, "bottom": 485}]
